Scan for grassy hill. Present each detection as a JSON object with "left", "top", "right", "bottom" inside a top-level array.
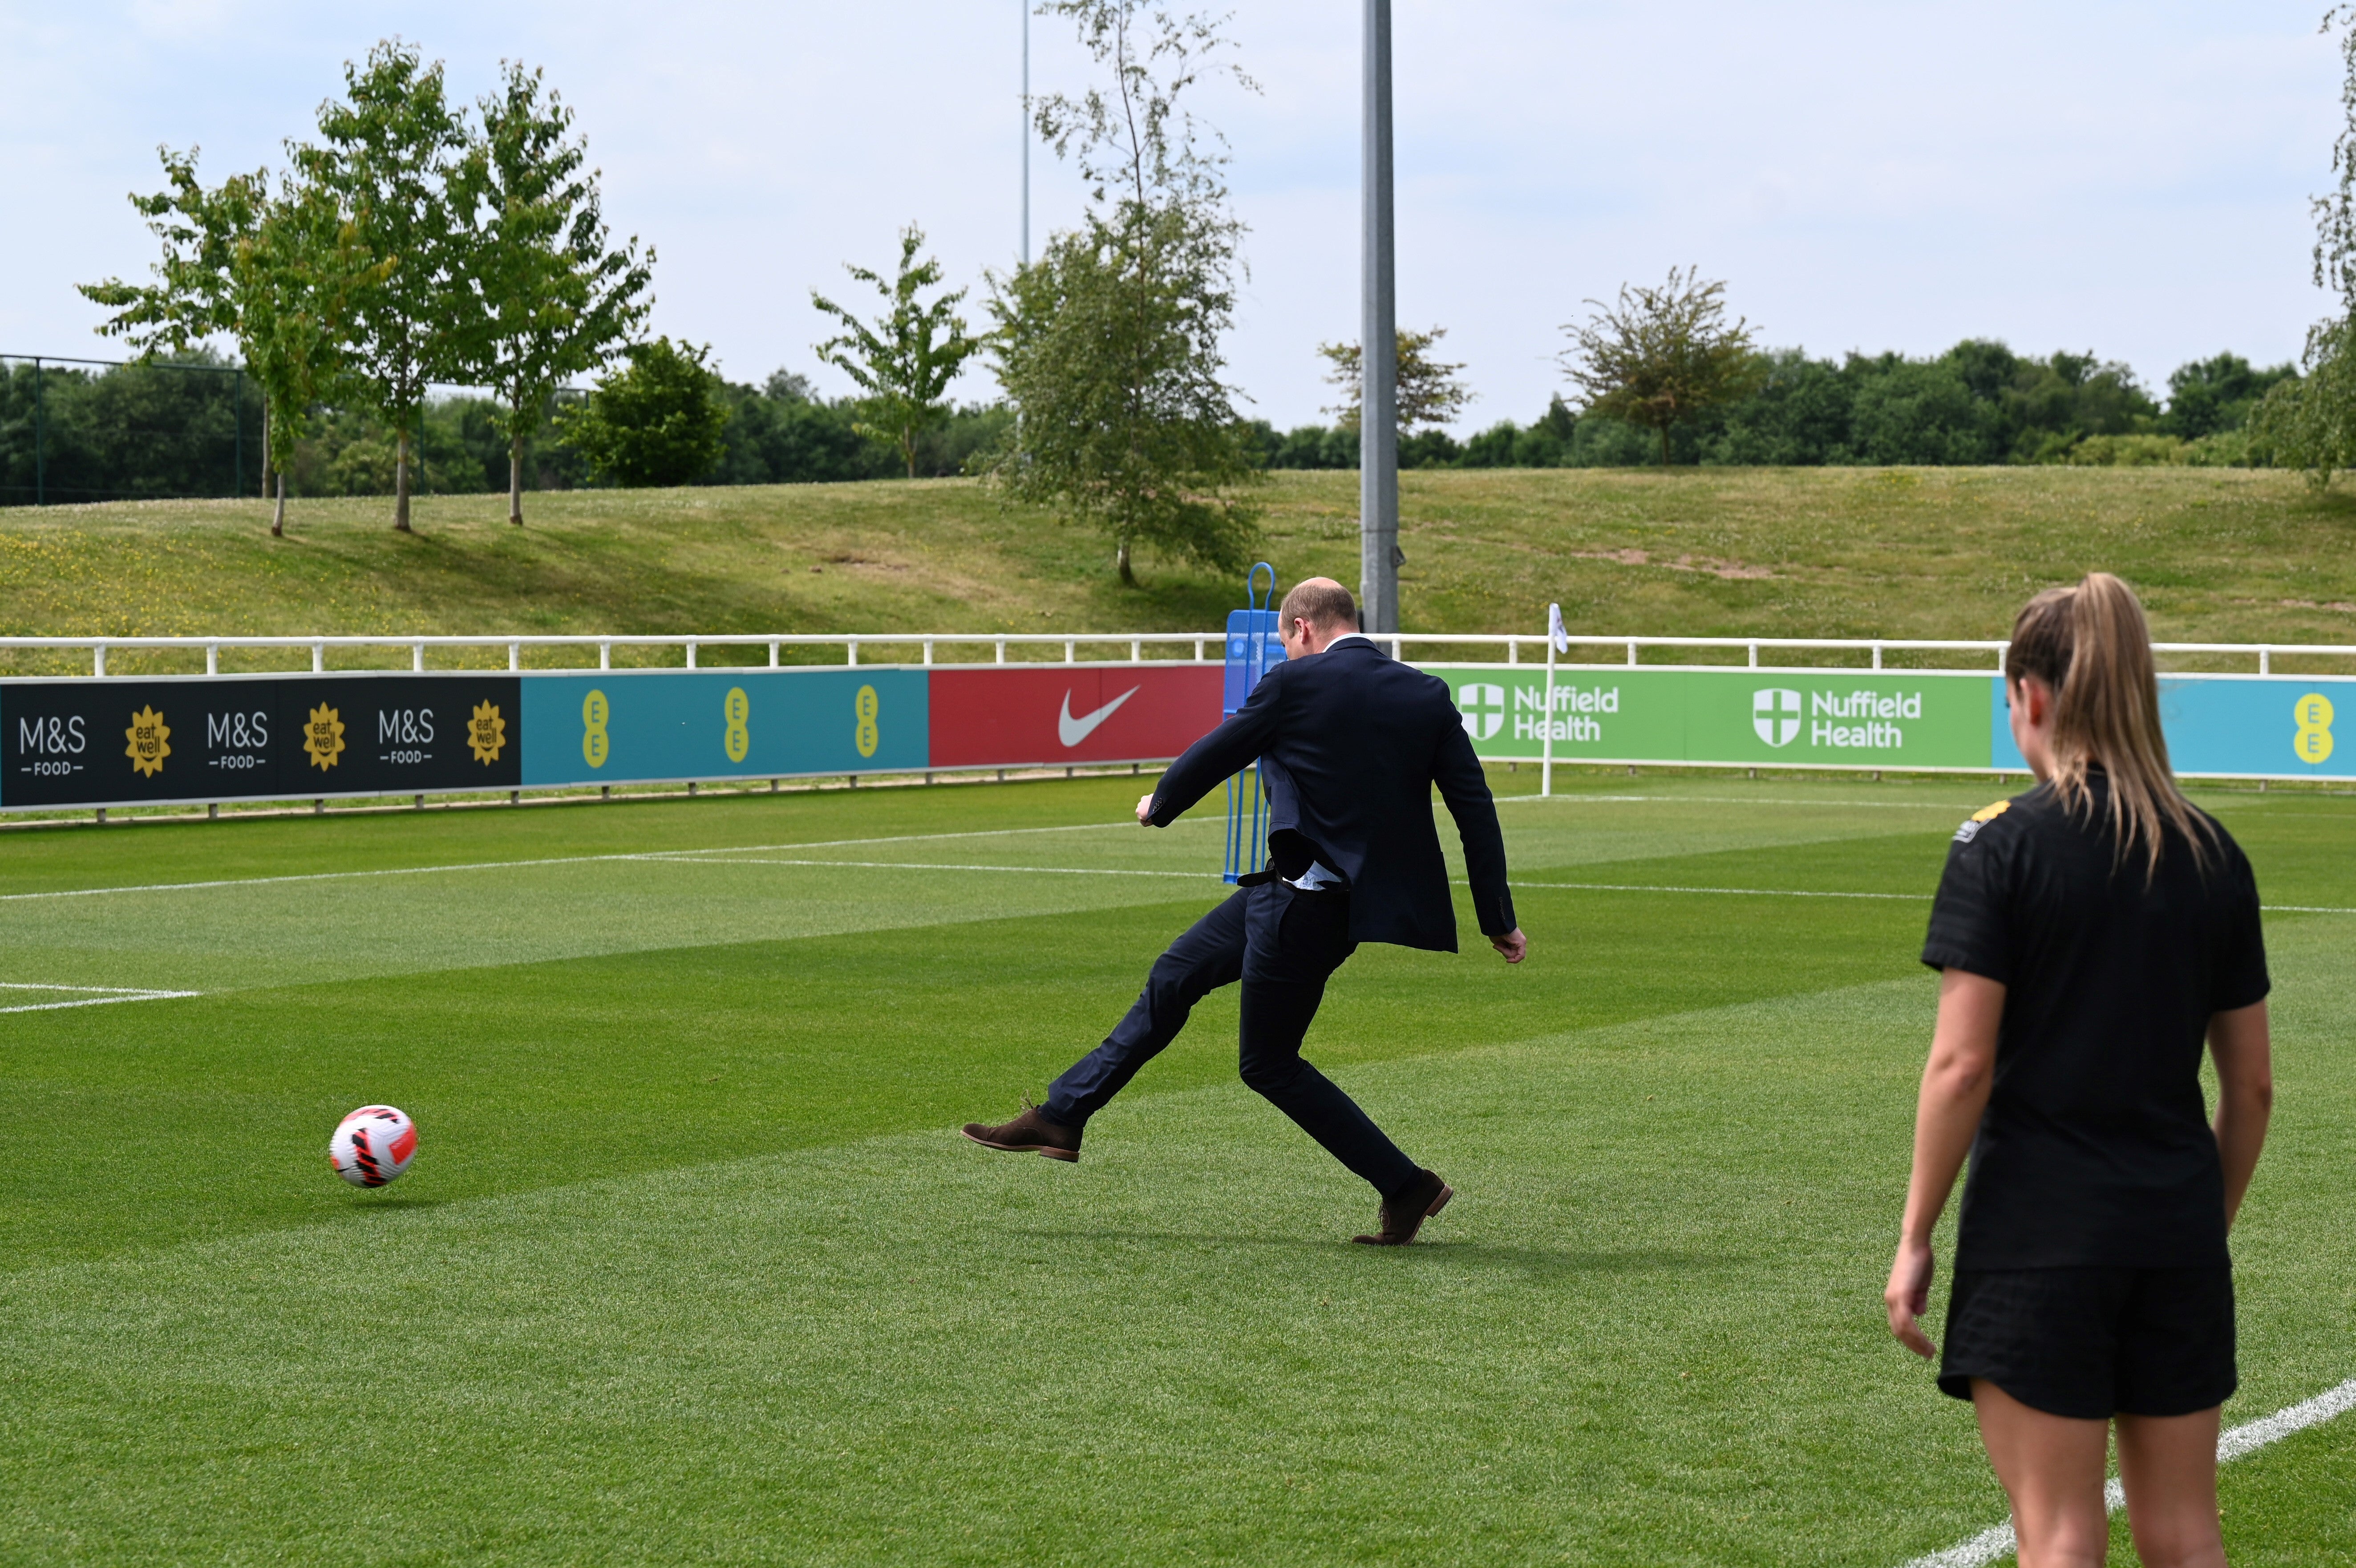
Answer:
[{"left": 2, "top": 468, "right": 2352, "bottom": 670}]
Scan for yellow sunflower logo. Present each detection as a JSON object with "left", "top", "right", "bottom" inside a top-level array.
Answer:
[
  {"left": 303, "top": 703, "right": 346, "bottom": 771},
  {"left": 468, "top": 700, "right": 506, "bottom": 765},
  {"left": 125, "top": 705, "right": 171, "bottom": 778}
]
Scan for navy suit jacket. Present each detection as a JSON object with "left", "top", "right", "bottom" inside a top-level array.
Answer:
[{"left": 1146, "top": 636, "right": 1516, "bottom": 952}]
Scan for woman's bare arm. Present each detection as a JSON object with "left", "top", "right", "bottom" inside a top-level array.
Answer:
[
  {"left": 2208, "top": 1001, "right": 2272, "bottom": 1229},
  {"left": 1885, "top": 968, "right": 2006, "bottom": 1359}
]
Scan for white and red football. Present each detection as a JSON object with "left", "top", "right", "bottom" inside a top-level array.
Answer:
[{"left": 328, "top": 1105, "right": 417, "bottom": 1188}]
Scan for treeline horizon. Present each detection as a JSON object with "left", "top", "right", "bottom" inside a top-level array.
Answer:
[{"left": 0, "top": 333, "right": 2294, "bottom": 506}]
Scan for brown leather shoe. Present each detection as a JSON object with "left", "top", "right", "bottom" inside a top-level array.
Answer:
[
  {"left": 961, "top": 1098, "right": 1081, "bottom": 1162},
  {"left": 1352, "top": 1168, "right": 1451, "bottom": 1245}
]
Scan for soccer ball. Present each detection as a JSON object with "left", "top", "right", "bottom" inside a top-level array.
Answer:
[{"left": 328, "top": 1105, "right": 417, "bottom": 1188}]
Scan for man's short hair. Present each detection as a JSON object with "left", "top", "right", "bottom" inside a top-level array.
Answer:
[{"left": 1280, "top": 579, "right": 1357, "bottom": 632}]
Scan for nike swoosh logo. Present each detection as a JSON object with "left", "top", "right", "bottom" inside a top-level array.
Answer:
[{"left": 1058, "top": 686, "right": 1140, "bottom": 747}]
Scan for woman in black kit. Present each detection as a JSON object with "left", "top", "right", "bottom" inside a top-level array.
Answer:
[{"left": 1884, "top": 573, "right": 2274, "bottom": 1568}]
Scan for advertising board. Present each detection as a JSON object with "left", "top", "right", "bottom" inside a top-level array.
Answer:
[
  {"left": 1, "top": 673, "right": 522, "bottom": 809},
  {"left": 519, "top": 668, "right": 927, "bottom": 788},
  {"left": 4, "top": 655, "right": 2344, "bottom": 811},
  {"left": 927, "top": 664, "right": 1220, "bottom": 769},
  {"left": 1429, "top": 665, "right": 1994, "bottom": 771},
  {"left": 1431, "top": 664, "right": 2356, "bottom": 782}
]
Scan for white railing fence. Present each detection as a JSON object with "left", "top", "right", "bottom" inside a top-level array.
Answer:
[{"left": 2, "top": 632, "right": 2352, "bottom": 679}]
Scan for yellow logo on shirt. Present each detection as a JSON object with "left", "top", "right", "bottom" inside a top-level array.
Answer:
[{"left": 1953, "top": 798, "right": 2009, "bottom": 845}]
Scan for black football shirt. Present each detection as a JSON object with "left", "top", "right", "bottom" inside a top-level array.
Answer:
[{"left": 1921, "top": 772, "right": 2269, "bottom": 1270}]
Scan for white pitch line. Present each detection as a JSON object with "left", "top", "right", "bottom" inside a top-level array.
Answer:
[
  {"left": 1510, "top": 879, "right": 1929, "bottom": 902},
  {"left": 0, "top": 983, "right": 200, "bottom": 1015},
  {"left": 0, "top": 821, "right": 1154, "bottom": 904},
  {"left": 1497, "top": 794, "right": 1986, "bottom": 810},
  {"left": 637, "top": 855, "right": 1212, "bottom": 879},
  {"left": 1898, "top": 1378, "right": 2356, "bottom": 1568},
  {"left": 1506, "top": 880, "right": 2356, "bottom": 916},
  {"left": 630, "top": 860, "right": 2356, "bottom": 916}
]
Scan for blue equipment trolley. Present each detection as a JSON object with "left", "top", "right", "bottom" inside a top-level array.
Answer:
[{"left": 1221, "top": 563, "right": 1283, "bottom": 884}]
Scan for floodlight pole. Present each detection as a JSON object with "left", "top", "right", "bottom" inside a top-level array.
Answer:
[
  {"left": 1021, "top": 0, "right": 1032, "bottom": 267},
  {"left": 1359, "top": 0, "right": 1399, "bottom": 634}
]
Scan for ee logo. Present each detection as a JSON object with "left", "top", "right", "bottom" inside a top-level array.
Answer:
[
  {"left": 724, "top": 687, "right": 751, "bottom": 764},
  {"left": 2293, "top": 693, "right": 2334, "bottom": 766},
  {"left": 581, "top": 689, "right": 610, "bottom": 769},
  {"left": 854, "top": 684, "right": 879, "bottom": 758}
]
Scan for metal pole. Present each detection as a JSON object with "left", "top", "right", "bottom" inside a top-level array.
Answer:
[
  {"left": 234, "top": 368, "right": 243, "bottom": 498},
  {"left": 1542, "top": 631, "right": 1556, "bottom": 797},
  {"left": 33, "top": 358, "right": 44, "bottom": 507},
  {"left": 1021, "top": 0, "right": 1031, "bottom": 267},
  {"left": 1359, "top": 0, "right": 1399, "bottom": 633}
]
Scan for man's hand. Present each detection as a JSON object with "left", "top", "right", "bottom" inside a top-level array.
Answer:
[
  {"left": 1489, "top": 928, "right": 1527, "bottom": 964},
  {"left": 1136, "top": 792, "right": 1156, "bottom": 826}
]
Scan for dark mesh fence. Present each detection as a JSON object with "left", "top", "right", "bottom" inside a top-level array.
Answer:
[{"left": 0, "top": 354, "right": 261, "bottom": 506}]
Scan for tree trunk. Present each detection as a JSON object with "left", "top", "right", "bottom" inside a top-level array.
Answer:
[
  {"left": 903, "top": 425, "right": 917, "bottom": 480},
  {"left": 394, "top": 423, "right": 413, "bottom": 532},
  {"left": 271, "top": 470, "right": 286, "bottom": 538},
  {"left": 509, "top": 417, "right": 525, "bottom": 525},
  {"left": 1117, "top": 538, "right": 1135, "bottom": 586}
]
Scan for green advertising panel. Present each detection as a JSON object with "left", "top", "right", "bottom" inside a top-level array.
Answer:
[{"left": 1425, "top": 665, "right": 1997, "bottom": 771}]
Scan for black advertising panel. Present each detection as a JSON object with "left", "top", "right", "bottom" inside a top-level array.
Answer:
[
  {"left": 0, "top": 674, "right": 522, "bottom": 809},
  {"left": 285, "top": 674, "right": 522, "bottom": 796},
  {"left": 2, "top": 678, "right": 284, "bottom": 808}
]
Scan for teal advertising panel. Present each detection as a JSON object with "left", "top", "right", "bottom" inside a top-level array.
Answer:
[
  {"left": 1992, "top": 675, "right": 2355, "bottom": 780},
  {"left": 520, "top": 667, "right": 928, "bottom": 788},
  {"left": 1425, "top": 665, "right": 1996, "bottom": 771}
]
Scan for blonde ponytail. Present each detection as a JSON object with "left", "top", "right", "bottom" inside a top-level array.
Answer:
[{"left": 2004, "top": 572, "right": 2214, "bottom": 878}]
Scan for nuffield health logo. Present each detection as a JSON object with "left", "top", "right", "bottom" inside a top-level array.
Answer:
[
  {"left": 1458, "top": 683, "right": 1505, "bottom": 741},
  {"left": 1753, "top": 688, "right": 1801, "bottom": 747}
]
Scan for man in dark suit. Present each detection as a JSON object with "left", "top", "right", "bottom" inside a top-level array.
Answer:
[{"left": 963, "top": 577, "right": 1526, "bottom": 1244}]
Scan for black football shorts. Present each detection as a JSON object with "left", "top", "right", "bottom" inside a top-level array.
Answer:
[{"left": 1938, "top": 1266, "right": 2236, "bottom": 1420}]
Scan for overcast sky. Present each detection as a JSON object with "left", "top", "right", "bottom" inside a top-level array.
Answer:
[{"left": 0, "top": 0, "right": 2342, "bottom": 432}]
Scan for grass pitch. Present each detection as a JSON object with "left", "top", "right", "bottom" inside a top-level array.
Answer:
[{"left": 0, "top": 770, "right": 2349, "bottom": 1565}]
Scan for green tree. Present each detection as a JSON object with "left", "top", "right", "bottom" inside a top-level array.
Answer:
[
  {"left": 460, "top": 61, "right": 653, "bottom": 525},
  {"left": 557, "top": 336, "right": 728, "bottom": 487},
  {"left": 236, "top": 182, "right": 370, "bottom": 535},
  {"left": 77, "top": 148, "right": 264, "bottom": 359},
  {"left": 77, "top": 151, "right": 365, "bottom": 535},
  {"left": 976, "top": 0, "right": 1261, "bottom": 587},
  {"left": 811, "top": 225, "right": 983, "bottom": 480},
  {"left": 293, "top": 40, "right": 474, "bottom": 532},
  {"left": 2255, "top": 5, "right": 2356, "bottom": 485},
  {"left": 2251, "top": 319, "right": 2356, "bottom": 482},
  {"left": 1317, "top": 326, "right": 1474, "bottom": 434},
  {"left": 2162, "top": 353, "right": 2296, "bottom": 440},
  {"left": 1559, "top": 267, "right": 1760, "bottom": 466}
]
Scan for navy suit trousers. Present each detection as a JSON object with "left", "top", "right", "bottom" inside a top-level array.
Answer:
[{"left": 1044, "top": 882, "right": 1419, "bottom": 1198}]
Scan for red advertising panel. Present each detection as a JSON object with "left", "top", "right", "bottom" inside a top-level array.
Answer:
[{"left": 928, "top": 664, "right": 1223, "bottom": 768}]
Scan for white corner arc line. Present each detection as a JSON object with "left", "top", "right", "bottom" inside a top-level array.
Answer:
[{"left": 1896, "top": 1378, "right": 2356, "bottom": 1568}]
